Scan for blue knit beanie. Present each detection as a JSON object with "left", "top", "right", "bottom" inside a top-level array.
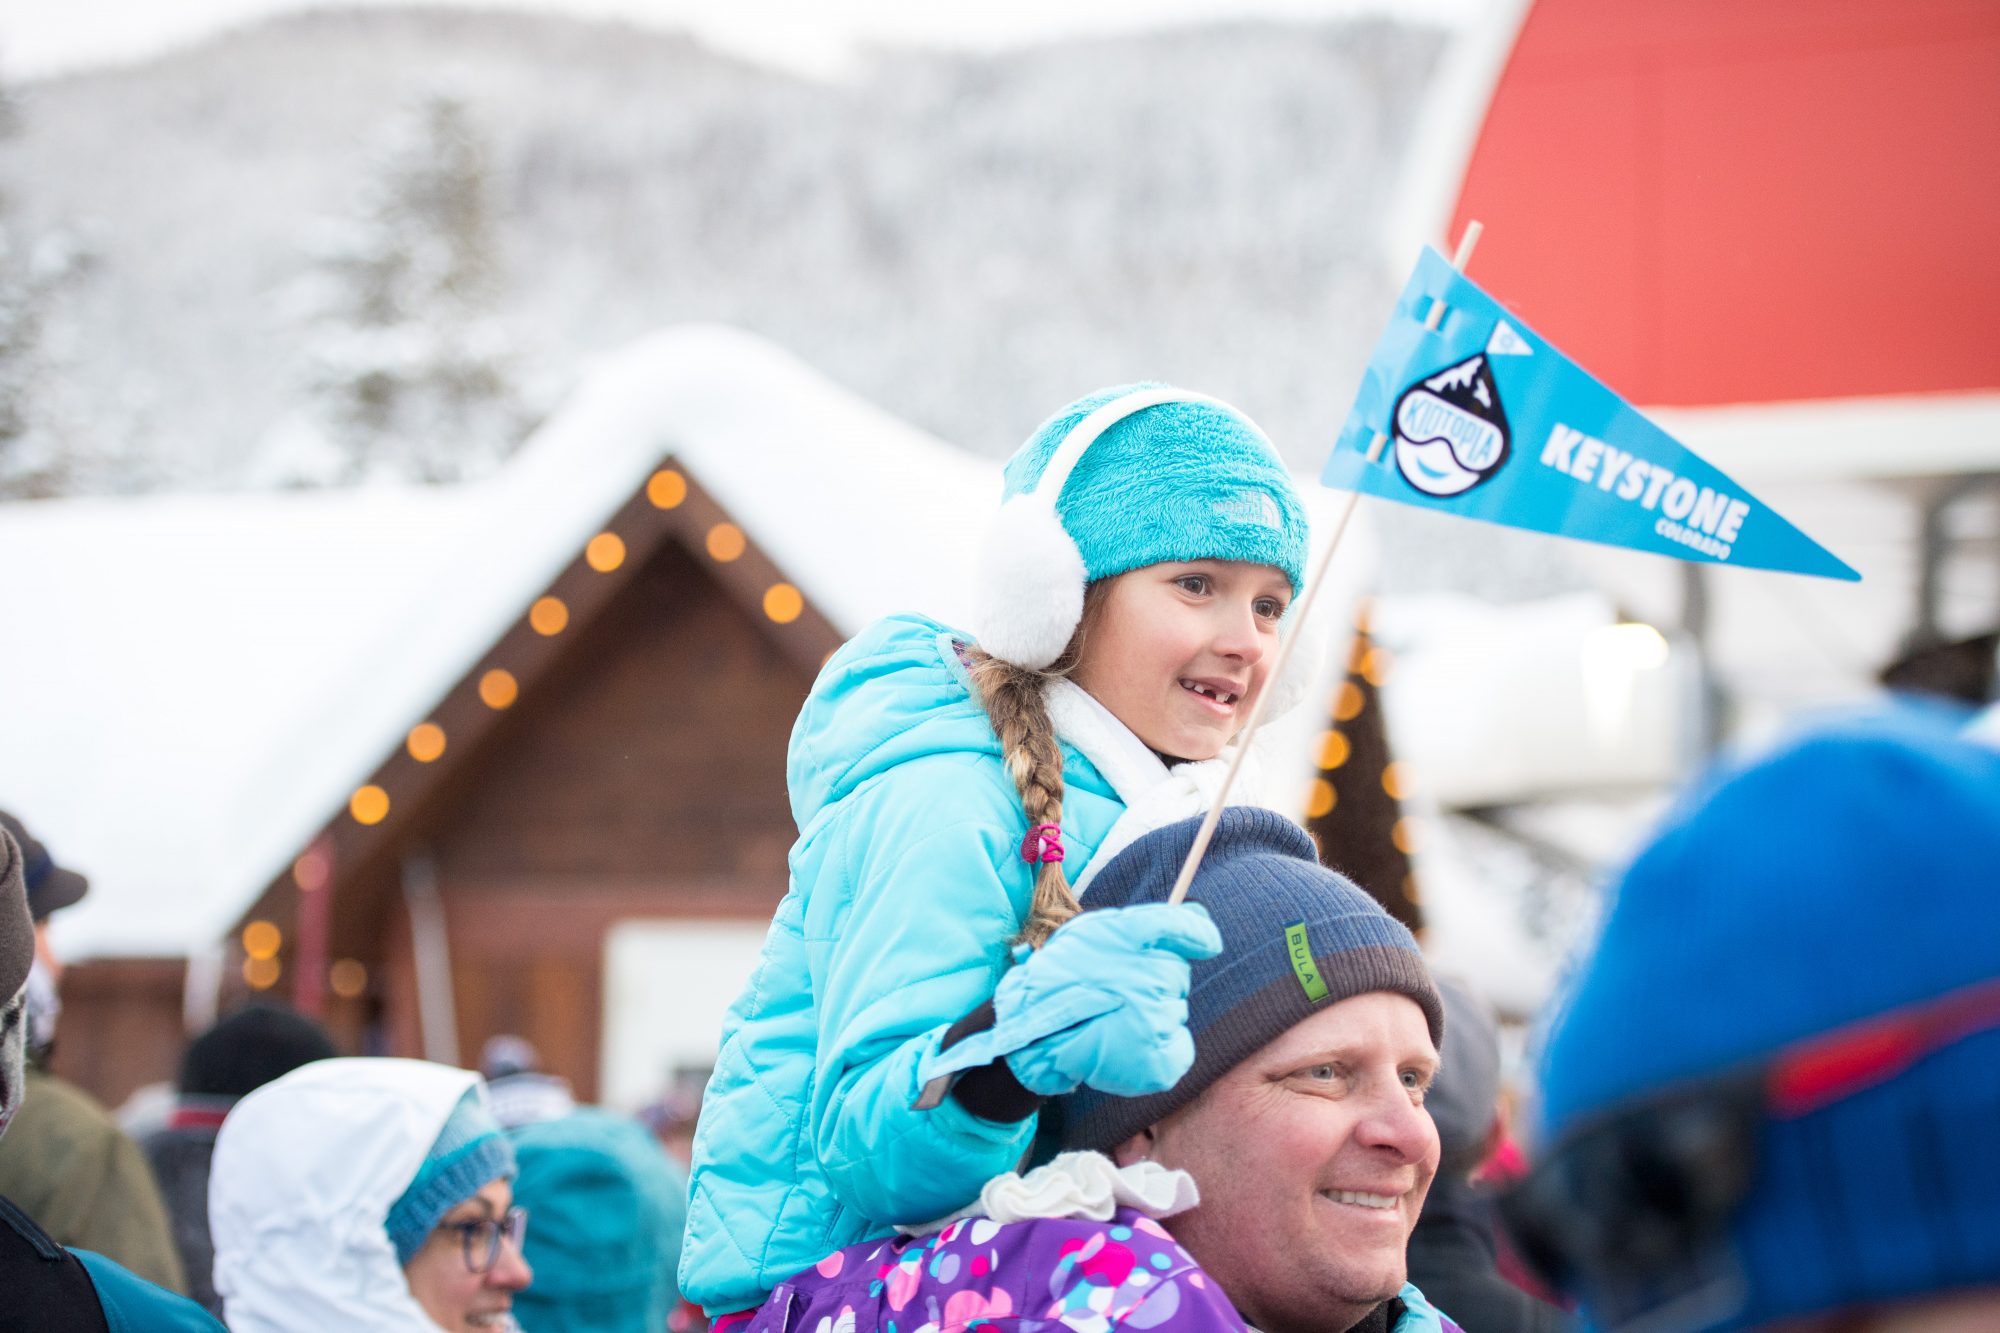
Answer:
[
  {"left": 385, "top": 1086, "right": 517, "bottom": 1265},
  {"left": 974, "top": 384, "right": 1311, "bottom": 671},
  {"left": 510, "top": 1109, "right": 687, "bottom": 1333},
  {"left": 1056, "top": 808, "right": 1442, "bottom": 1153},
  {"left": 1538, "top": 705, "right": 2000, "bottom": 1330}
]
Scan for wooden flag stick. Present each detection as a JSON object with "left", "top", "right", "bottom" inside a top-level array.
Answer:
[
  {"left": 1425, "top": 220, "right": 1482, "bottom": 330},
  {"left": 1166, "top": 220, "right": 1483, "bottom": 906}
]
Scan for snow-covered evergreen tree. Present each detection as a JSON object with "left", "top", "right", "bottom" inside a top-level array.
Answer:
[
  {"left": 0, "top": 229, "right": 101, "bottom": 498},
  {"left": 287, "top": 89, "right": 525, "bottom": 485},
  {"left": 0, "top": 80, "right": 98, "bottom": 499},
  {"left": 0, "top": 234, "right": 42, "bottom": 489}
]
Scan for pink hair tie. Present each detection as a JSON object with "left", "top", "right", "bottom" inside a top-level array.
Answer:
[{"left": 1019, "top": 822, "right": 1065, "bottom": 865}]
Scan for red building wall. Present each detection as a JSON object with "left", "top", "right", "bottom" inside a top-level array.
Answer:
[{"left": 1452, "top": 0, "right": 2000, "bottom": 405}]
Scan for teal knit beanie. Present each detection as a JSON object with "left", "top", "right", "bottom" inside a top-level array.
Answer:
[
  {"left": 510, "top": 1109, "right": 687, "bottom": 1333},
  {"left": 974, "top": 384, "right": 1311, "bottom": 671},
  {"left": 385, "top": 1086, "right": 516, "bottom": 1265}
]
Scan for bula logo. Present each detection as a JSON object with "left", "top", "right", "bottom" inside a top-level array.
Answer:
[
  {"left": 1392, "top": 353, "right": 1510, "bottom": 497},
  {"left": 1285, "top": 923, "right": 1330, "bottom": 1003}
]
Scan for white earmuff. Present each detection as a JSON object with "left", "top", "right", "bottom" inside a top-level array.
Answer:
[
  {"left": 974, "top": 387, "right": 1226, "bottom": 670},
  {"left": 1261, "top": 602, "right": 1330, "bottom": 724}
]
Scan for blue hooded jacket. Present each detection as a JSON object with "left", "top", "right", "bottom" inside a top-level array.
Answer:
[{"left": 679, "top": 614, "right": 1154, "bottom": 1313}]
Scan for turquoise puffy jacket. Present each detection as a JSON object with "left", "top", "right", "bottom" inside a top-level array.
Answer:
[{"left": 679, "top": 615, "right": 1134, "bottom": 1313}]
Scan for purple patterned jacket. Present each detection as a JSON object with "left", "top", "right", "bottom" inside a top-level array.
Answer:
[{"left": 735, "top": 1207, "right": 1461, "bottom": 1333}]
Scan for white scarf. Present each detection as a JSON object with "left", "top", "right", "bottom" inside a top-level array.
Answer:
[{"left": 1044, "top": 680, "right": 1284, "bottom": 895}]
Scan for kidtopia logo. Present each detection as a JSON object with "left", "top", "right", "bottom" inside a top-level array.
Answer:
[{"left": 1392, "top": 350, "right": 1513, "bottom": 498}]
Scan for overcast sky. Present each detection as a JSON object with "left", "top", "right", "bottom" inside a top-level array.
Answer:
[{"left": 0, "top": 0, "right": 1487, "bottom": 81}]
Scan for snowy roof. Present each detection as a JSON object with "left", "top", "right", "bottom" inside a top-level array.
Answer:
[
  {"left": 3, "top": 326, "right": 1008, "bottom": 960},
  {"left": 1, "top": 324, "right": 1379, "bottom": 962}
]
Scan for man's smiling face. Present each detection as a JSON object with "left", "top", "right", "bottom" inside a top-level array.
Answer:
[{"left": 1126, "top": 991, "right": 1441, "bottom": 1333}]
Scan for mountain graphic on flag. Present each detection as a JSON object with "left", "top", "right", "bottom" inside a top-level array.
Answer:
[
  {"left": 1486, "top": 321, "right": 1532, "bottom": 356},
  {"left": 1392, "top": 353, "right": 1510, "bottom": 497}
]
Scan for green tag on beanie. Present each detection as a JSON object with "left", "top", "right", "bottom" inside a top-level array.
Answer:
[{"left": 1286, "top": 923, "right": 1330, "bottom": 1001}]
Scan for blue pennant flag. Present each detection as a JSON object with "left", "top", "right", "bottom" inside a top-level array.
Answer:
[{"left": 1323, "top": 247, "right": 1859, "bottom": 581}]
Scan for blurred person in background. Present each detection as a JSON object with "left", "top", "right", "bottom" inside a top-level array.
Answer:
[
  {"left": 140, "top": 1002, "right": 338, "bottom": 1318},
  {"left": 637, "top": 1074, "right": 704, "bottom": 1170},
  {"left": 1501, "top": 707, "right": 2000, "bottom": 1332},
  {"left": 1406, "top": 977, "right": 1573, "bottom": 1333},
  {"left": 508, "top": 1106, "right": 686, "bottom": 1333},
  {"left": 0, "top": 809, "right": 187, "bottom": 1294},
  {"left": 209, "top": 1057, "right": 532, "bottom": 1330},
  {"left": 0, "top": 826, "right": 223, "bottom": 1330},
  {"left": 481, "top": 1034, "right": 575, "bottom": 1130},
  {"left": 637, "top": 1077, "right": 710, "bottom": 1330}
]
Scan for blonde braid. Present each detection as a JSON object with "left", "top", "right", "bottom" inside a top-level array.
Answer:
[
  {"left": 967, "top": 652, "right": 1077, "bottom": 949},
  {"left": 968, "top": 581, "right": 1110, "bottom": 949}
]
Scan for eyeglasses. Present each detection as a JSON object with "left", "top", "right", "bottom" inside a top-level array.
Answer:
[
  {"left": 444, "top": 1206, "right": 529, "bottom": 1275},
  {"left": 1496, "top": 974, "right": 2000, "bottom": 1332}
]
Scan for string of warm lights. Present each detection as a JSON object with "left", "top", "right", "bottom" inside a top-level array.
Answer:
[
  {"left": 1304, "top": 602, "right": 1424, "bottom": 929},
  {"left": 240, "top": 463, "right": 820, "bottom": 999}
]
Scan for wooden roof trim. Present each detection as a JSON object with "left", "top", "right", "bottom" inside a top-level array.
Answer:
[{"left": 227, "top": 452, "right": 845, "bottom": 966}]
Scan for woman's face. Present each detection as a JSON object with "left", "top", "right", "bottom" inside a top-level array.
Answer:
[
  {"left": 1070, "top": 561, "right": 1292, "bottom": 761},
  {"left": 402, "top": 1177, "right": 532, "bottom": 1332}
]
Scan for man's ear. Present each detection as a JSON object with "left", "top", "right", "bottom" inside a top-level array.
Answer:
[{"left": 1110, "top": 1127, "right": 1158, "bottom": 1167}]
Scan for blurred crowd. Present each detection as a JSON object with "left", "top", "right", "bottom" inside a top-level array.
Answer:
[
  {"left": 2, "top": 698, "right": 1996, "bottom": 1332},
  {"left": 0, "top": 812, "right": 700, "bottom": 1333}
]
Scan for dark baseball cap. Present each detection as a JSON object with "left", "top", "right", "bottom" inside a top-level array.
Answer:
[
  {"left": 1, "top": 831, "right": 34, "bottom": 999},
  {"left": 0, "top": 811, "right": 89, "bottom": 921}
]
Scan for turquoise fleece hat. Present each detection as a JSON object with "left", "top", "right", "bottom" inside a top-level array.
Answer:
[{"left": 973, "top": 384, "right": 1310, "bottom": 671}]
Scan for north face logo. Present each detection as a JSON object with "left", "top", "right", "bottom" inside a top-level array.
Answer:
[{"left": 1217, "top": 491, "right": 1283, "bottom": 529}]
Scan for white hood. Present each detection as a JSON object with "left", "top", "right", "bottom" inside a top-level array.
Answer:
[{"left": 209, "top": 1057, "right": 482, "bottom": 1332}]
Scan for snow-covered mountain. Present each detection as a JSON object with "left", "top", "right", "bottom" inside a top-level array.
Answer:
[{"left": 0, "top": 7, "right": 1441, "bottom": 493}]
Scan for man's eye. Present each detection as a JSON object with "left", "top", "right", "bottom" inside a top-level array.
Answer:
[
  {"left": 1401, "top": 1070, "right": 1430, "bottom": 1095},
  {"left": 1306, "top": 1064, "right": 1338, "bottom": 1081}
]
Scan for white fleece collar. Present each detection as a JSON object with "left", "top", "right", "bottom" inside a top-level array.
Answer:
[
  {"left": 1043, "top": 680, "right": 1172, "bottom": 804},
  {"left": 937, "top": 633, "right": 1294, "bottom": 897}
]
